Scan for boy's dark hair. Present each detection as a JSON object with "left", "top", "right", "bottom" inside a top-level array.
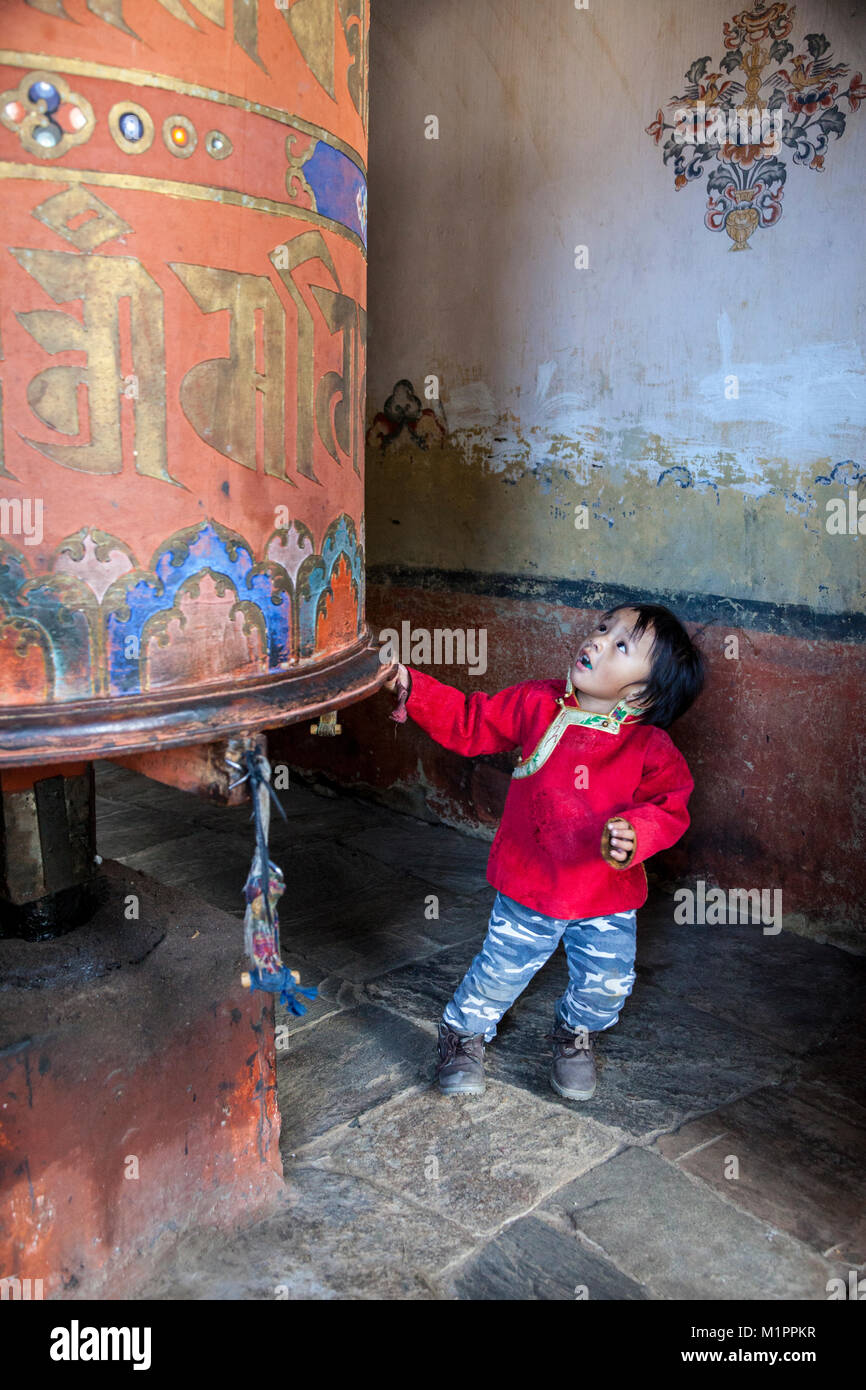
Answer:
[{"left": 604, "top": 602, "right": 705, "bottom": 729}]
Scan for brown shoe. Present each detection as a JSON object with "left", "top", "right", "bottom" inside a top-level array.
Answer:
[
  {"left": 436, "top": 1023, "right": 486, "bottom": 1095},
  {"left": 547, "top": 1021, "right": 596, "bottom": 1099}
]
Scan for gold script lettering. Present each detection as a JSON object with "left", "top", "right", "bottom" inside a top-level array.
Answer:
[
  {"left": 270, "top": 229, "right": 340, "bottom": 484},
  {"left": 170, "top": 263, "right": 288, "bottom": 481},
  {"left": 12, "top": 248, "right": 174, "bottom": 483},
  {"left": 311, "top": 284, "right": 364, "bottom": 476}
]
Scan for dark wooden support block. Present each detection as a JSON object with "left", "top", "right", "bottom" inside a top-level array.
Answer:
[{"left": 0, "top": 763, "right": 97, "bottom": 940}]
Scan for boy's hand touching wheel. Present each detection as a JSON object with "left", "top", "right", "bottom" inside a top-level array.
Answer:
[
  {"left": 385, "top": 663, "right": 411, "bottom": 722},
  {"left": 382, "top": 661, "right": 407, "bottom": 694}
]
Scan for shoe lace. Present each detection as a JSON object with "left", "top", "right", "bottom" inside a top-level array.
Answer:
[
  {"left": 545, "top": 1025, "right": 590, "bottom": 1057},
  {"left": 437, "top": 1029, "right": 482, "bottom": 1070}
]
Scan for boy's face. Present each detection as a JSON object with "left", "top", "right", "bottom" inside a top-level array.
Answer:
[{"left": 569, "top": 608, "right": 656, "bottom": 712}]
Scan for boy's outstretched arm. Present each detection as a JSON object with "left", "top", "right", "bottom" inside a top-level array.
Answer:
[
  {"left": 601, "top": 734, "right": 694, "bottom": 870},
  {"left": 391, "top": 664, "right": 527, "bottom": 757}
]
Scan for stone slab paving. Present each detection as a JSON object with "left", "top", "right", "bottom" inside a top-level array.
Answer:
[
  {"left": 310, "top": 1082, "right": 627, "bottom": 1238},
  {"left": 342, "top": 820, "right": 493, "bottom": 896},
  {"left": 277, "top": 1004, "right": 433, "bottom": 1155},
  {"left": 183, "top": 843, "right": 485, "bottom": 981},
  {"left": 95, "top": 764, "right": 865, "bottom": 1301},
  {"left": 634, "top": 905, "right": 866, "bottom": 1055},
  {"left": 273, "top": 966, "right": 361, "bottom": 1041},
  {"left": 654, "top": 1082, "right": 866, "bottom": 1264},
  {"left": 447, "top": 1212, "right": 650, "bottom": 1300},
  {"left": 113, "top": 832, "right": 252, "bottom": 892},
  {"left": 137, "top": 1163, "right": 478, "bottom": 1300},
  {"left": 96, "top": 804, "right": 199, "bottom": 860},
  {"left": 535, "top": 1146, "right": 848, "bottom": 1301},
  {"left": 795, "top": 1009, "right": 866, "bottom": 1126}
]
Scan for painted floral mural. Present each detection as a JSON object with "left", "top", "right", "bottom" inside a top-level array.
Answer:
[{"left": 646, "top": 2, "right": 865, "bottom": 249}]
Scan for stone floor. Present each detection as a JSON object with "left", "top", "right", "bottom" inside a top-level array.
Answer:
[{"left": 94, "top": 761, "right": 866, "bottom": 1301}]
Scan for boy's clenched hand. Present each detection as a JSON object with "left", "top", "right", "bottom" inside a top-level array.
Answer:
[{"left": 605, "top": 818, "right": 636, "bottom": 863}]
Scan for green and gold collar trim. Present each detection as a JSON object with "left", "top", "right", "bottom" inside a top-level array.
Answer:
[{"left": 512, "top": 687, "right": 641, "bottom": 780}]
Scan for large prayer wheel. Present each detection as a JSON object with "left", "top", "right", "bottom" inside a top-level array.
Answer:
[{"left": 0, "top": 0, "right": 378, "bottom": 767}]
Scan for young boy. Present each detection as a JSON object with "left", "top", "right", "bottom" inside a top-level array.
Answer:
[{"left": 384, "top": 604, "right": 704, "bottom": 1100}]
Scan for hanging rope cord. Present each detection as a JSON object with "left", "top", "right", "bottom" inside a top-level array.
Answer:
[
  {"left": 226, "top": 749, "right": 317, "bottom": 1016},
  {"left": 242, "top": 748, "right": 283, "bottom": 937}
]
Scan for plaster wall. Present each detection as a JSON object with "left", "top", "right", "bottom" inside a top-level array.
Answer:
[{"left": 364, "top": 0, "right": 865, "bottom": 611}]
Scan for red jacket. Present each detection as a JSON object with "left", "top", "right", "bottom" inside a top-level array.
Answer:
[{"left": 404, "top": 666, "right": 694, "bottom": 918}]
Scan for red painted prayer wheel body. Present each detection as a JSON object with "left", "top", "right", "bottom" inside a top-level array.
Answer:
[{"left": 0, "top": 0, "right": 377, "bottom": 765}]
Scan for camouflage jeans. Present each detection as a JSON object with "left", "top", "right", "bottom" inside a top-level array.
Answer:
[{"left": 442, "top": 890, "right": 638, "bottom": 1042}]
